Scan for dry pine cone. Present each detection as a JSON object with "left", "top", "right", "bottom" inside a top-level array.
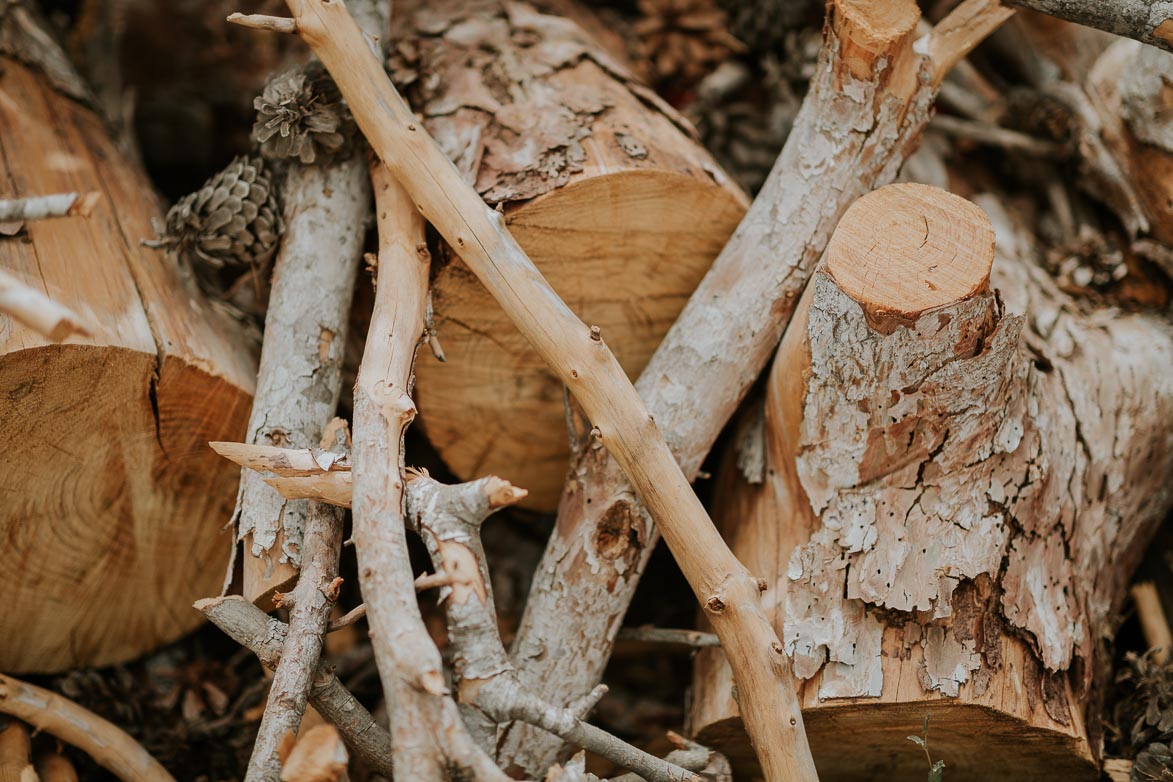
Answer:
[
  {"left": 148, "top": 154, "right": 281, "bottom": 271},
  {"left": 634, "top": 0, "right": 744, "bottom": 91},
  {"left": 252, "top": 62, "right": 352, "bottom": 164}
]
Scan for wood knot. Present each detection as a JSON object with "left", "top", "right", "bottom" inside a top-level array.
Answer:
[
  {"left": 757, "top": 577, "right": 769, "bottom": 593},
  {"left": 771, "top": 641, "right": 785, "bottom": 655},
  {"left": 705, "top": 595, "right": 726, "bottom": 614},
  {"left": 589, "top": 325, "right": 601, "bottom": 341}
]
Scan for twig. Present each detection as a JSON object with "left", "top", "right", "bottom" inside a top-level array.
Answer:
[
  {"left": 610, "top": 732, "right": 731, "bottom": 782},
  {"left": 0, "top": 674, "right": 174, "bottom": 782},
  {"left": 0, "top": 267, "right": 90, "bottom": 342},
  {"left": 931, "top": 114, "right": 1067, "bottom": 156},
  {"left": 1132, "top": 582, "right": 1173, "bottom": 665},
  {"left": 1000, "top": 0, "right": 1173, "bottom": 53},
  {"left": 506, "top": 0, "right": 1014, "bottom": 772},
  {"left": 325, "top": 573, "right": 453, "bottom": 633},
  {"left": 925, "top": 0, "right": 1017, "bottom": 83},
  {"left": 0, "top": 720, "right": 34, "bottom": 782},
  {"left": 245, "top": 493, "right": 345, "bottom": 780},
  {"left": 194, "top": 596, "right": 392, "bottom": 777},
  {"left": 616, "top": 627, "right": 721, "bottom": 648},
  {"left": 346, "top": 157, "right": 508, "bottom": 782},
  {"left": 262, "top": 3, "right": 817, "bottom": 778},
  {"left": 405, "top": 474, "right": 701, "bottom": 782},
  {"left": 226, "top": 13, "right": 299, "bottom": 34},
  {"left": 0, "top": 191, "right": 99, "bottom": 222}
]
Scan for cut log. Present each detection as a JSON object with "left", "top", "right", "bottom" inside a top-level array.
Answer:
[
  {"left": 0, "top": 49, "right": 255, "bottom": 672},
  {"left": 689, "top": 183, "right": 1173, "bottom": 780},
  {"left": 393, "top": 0, "right": 749, "bottom": 509}
]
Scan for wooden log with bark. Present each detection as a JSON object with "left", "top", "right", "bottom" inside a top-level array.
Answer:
[
  {"left": 688, "top": 183, "right": 1173, "bottom": 780},
  {"left": 0, "top": 16, "right": 255, "bottom": 673},
  {"left": 501, "top": 0, "right": 1015, "bottom": 771},
  {"left": 392, "top": 0, "right": 749, "bottom": 509}
]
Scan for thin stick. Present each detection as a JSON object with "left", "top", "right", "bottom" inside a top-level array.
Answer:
[
  {"left": 0, "top": 268, "right": 90, "bottom": 342},
  {"left": 270, "top": 3, "right": 816, "bottom": 777},
  {"left": 245, "top": 499, "right": 345, "bottom": 781},
  {"left": 405, "top": 474, "right": 702, "bottom": 782},
  {"left": 0, "top": 191, "right": 99, "bottom": 222},
  {"left": 925, "top": 0, "right": 1017, "bottom": 83},
  {"left": 194, "top": 596, "right": 392, "bottom": 777},
  {"left": 930, "top": 114, "right": 1066, "bottom": 156},
  {"left": 1132, "top": 582, "right": 1173, "bottom": 665},
  {"left": 1000, "top": 0, "right": 1173, "bottom": 53},
  {"left": 0, "top": 674, "right": 174, "bottom": 782},
  {"left": 616, "top": 627, "right": 721, "bottom": 648},
  {"left": 226, "top": 13, "right": 298, "bottom": 34}
]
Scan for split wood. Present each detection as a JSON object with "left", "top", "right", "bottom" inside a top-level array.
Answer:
[
  {"left": 233, "top": 2, "right": 823, "bottom": 777},
  {"left": 506, "top": 0, "right": 1014, "bottom": 772},
  {"left": 194, "top": 596, "right": 393, "bottom": 778},
  {"left": 0, "top": 674, "right": 174, "bottom": 782}
]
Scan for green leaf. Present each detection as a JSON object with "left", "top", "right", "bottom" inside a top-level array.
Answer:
[
  {"left": 928, "top": 759, "right": 946, "bottom": 782},
  {"left": 907, "top": 735, "right": 926, "bottom": 748}
]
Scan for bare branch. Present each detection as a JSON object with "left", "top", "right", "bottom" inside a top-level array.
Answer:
[
  {"left": 0, "top": 191, "right": 99, "bottom": 222},
  {"left": 194, "top": 596, "right": 393, "bottom": 777},
  {"left": 1000, "top": 0, "right": 1173, "bottom": 52},
  {"left": 0, "top": 674, "right": 174, "bottom": 782},
  {"left": 0, "top": 268, "right": 90, "bottom": 342},
  {"left": 617, "top": 627, "right": 721, "bottom": 649},
  {"left": 227, "top": 13, "right": 298, "bottom": 34}
]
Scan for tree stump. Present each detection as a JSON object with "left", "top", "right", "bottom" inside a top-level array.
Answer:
[
  {"left": 689, "top": 184, "right": 1173, "bottom": 780},
  {"left": 392, "top": 0, "right": 748, "bottom": 509},
  {"left": 0, "top": 55, "right": 255, "bottom": 672}
]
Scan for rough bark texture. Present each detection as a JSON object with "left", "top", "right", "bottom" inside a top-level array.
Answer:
[
  {"left": 1002, "top": 0, "right": 1173, "bottom": 52},
  {"left": 233, "top": 139, "right": 369, "bottom": 603},
  {"left": 285, "top": 2, "right": 822, "bottom": 776},
  {"left": 244, "top": 501, "right": 344, "bottom": 782},
  {"left": 501, "top": 0, "right": 941, "bottom": 769},
  {"left": 689, "top": 189, "right": 1173, "bottom": 781},
  {"left": 1087, "top": 38, "right": 1173, "bottom": 245},
  {"left": 0, "top": 48, "right": 255, "bottom": 672},
  {"left": 394, "top": 0, "right": 748, "bottom": 509}
]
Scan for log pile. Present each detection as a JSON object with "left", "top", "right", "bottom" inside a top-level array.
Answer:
[{"left": 3, "top": 0, "right": 1173, "bottom": 780}]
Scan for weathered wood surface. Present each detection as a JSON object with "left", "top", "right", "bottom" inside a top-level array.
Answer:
[
  {"left": 0, "top": 56, "right": 255, "bottom": 673},
  {"left": 690, "top": 184, "right": 1173, "bottom": 780},
  {"left": 394, "top": 0, "right": 748, "bottom": 509}
]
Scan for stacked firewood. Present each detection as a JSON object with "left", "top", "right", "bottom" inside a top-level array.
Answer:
[{"left": 2, "top": 1, "right": 1173, "bottom": 781}]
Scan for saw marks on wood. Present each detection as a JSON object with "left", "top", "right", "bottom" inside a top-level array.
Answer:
[{"left": 0, "top": 59, "right": 254, "bottom": 672}]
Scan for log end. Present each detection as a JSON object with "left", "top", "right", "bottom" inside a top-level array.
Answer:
[{"left": 824, "top": 182, "right": 995, "bottom": 334}]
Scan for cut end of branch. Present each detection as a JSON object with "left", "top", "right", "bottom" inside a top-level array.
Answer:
[
  {"left": 227, "top": 12, "right": 298, "bottom": 34},
  {"left": 824, "top": 182, "right": 994, "bottom": 333},
  {"left": 832, "top": 0, "right": 920, "bottom": 83},
  {"left": 484, "top": 476, "right": 528, "bottom": 509}
]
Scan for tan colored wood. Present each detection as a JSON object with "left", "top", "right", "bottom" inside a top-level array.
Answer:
[
  {"left": 396, "top": 0, "right": 748, "bottom": 510},
  {"left": 270, "top": 1, "right": 817, "bottom": 777},
  {"left": 0, "top": 56, "right": 255, "bottom": 673},
  {"left": 0, "top": 722, "right": 32, "bottom": 782},
  {"left": 689, "top": 185, "right": 1173, "bottom": 780},
  {"left": 1132, "top": 582, "right": 1173, "bottom": 664},
  {"left": 0, "top": 675, "right": 174, "bottom": 782}
]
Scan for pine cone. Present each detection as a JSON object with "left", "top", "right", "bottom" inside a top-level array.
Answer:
[
  {"left": 252, "top": 62, "right": 352, "bottom": 165},
  {"left": 634, "top": 0, "right": 745, "bottom": 93},
  {"left": 1135, "top": 742, "right": 1173, "bottom": 781},
  {"left": 148, "top": 154, "right": 281, "bottom": 271}
]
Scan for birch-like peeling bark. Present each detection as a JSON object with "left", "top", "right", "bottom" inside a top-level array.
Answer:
[
  {"left": 267, "top": 2, "right": 825, "bottom": 777},
  {"left": 503, "top": 0, "right": 1012, "bottom": 771},
  {"left": 691, "top": 185, "right": 1173, "bottom": 779}
]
